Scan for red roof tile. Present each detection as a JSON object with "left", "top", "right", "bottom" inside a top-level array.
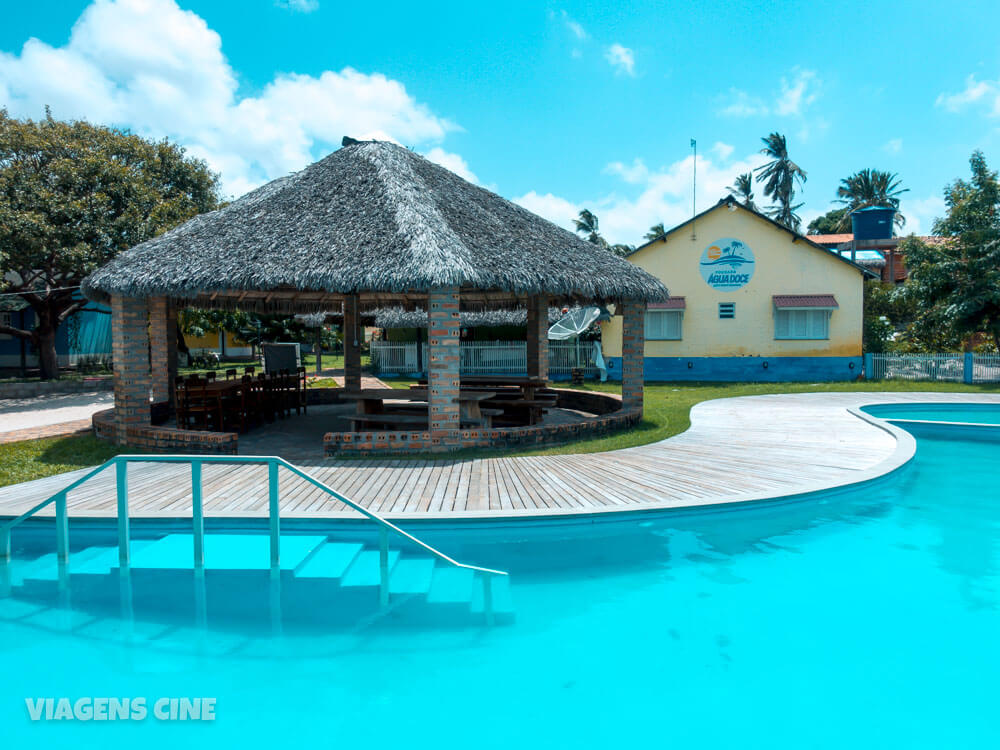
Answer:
[
  {"left": 772, "top": 294, "right": 839, "bottom": 309},
  {"left": 806, "top": 233, "right": 853, "bottom": 244},
  {"left": 649, "top": 296, "right": 685, "bottom": 310}
]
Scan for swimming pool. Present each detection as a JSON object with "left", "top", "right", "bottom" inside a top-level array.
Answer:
[{"left": 1, "top": 403, "right": 998, "bottom": 748}]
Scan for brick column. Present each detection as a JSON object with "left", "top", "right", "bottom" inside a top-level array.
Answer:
[
  {"left": 621, "top": 300, "right": 646, "bottom": 416},
  {"left": 148, "top": 296, "right": 174, "bottom": 405},
  {"left": 110, "top": 295, "right": 151, "bottom": 444},
  {"left": 343, "top": 295, "right": 361, "bottom": 392},
  {"left": 526, "top": 294, "right": 549, "bottom": 379},
  {"left": 428, "top": 286, "right": 461, "bottom": 447}
]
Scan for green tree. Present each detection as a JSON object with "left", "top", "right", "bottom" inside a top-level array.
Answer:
[
  {"left": 902, "top": 151, "right": 1000, "bottom": 350},
  {"left": 644, "top": 223, "right": 667, "bottom": 242},
  {"left": 863, "top": 281, "right": 918, "bottom": 352},
  {"left": 727, "top": 172, "right": 757, "bottom": 211},
  {"left": 807, "top": 207, "right": 848, "bottom": 235},
  {"left": 573, "top": 208, "right": 606, "bottom": 247},
  {"left": 835, "top": 168, "right": 908, "bottom": 231},
  {"left": 754, "top": 132, "right": 806, "bottom": 231},
  {"left": 0, "top": 110, "right": 220, "bottom": 378}
]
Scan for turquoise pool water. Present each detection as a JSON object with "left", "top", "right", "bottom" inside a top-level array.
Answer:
[
  {"left": 2, "top": 404, "right": 999, "bottom": 748},
  {"left": 863, "top": 401, "right": 1000, "bottom": 424}
]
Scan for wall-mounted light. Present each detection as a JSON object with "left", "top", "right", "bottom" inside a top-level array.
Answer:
[
  {"left": 687, "top": 361, "right": 693, "bottom": 369},
  {"left": 762, "top": 361, "right": 769, "bottom": 369}
]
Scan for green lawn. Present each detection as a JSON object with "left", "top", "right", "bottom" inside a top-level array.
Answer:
[
  {"left": 179, "top": 352, "right": 371, "bottom": 378},
  {"left": 0, "top": 434, "right": 127, "bottom": 488},
  {"left": 1, "top": 379, "right": 997, "bottom": 487}
]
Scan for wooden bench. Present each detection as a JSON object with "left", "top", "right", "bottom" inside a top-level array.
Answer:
[{"left": 349, "top": 414, "right": 429, "bottom": 431}]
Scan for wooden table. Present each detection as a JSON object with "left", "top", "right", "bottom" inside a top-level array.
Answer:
[
  {"left": 411, "top": 377, "right": 555, "bottom": 426},
  {"left": 340, "top": 389, "right": 499, "bottom": 429}
]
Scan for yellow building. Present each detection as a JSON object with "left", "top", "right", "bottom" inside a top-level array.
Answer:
[
  {"left": 601, "top": 197, "right": 873, "bottom": 381},
  {"left": 184, "top": 329, "right": 253, "bottom": 358}
]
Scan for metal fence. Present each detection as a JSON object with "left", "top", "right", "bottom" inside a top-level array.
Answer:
[
  {"left": 866, "top": 352, "right": 1000, "bottom": 383},
  {"left": 370, "top": 340, "right": 602, "bottom": 377}
]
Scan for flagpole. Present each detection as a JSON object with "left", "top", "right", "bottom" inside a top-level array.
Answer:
[{"left": 690, "top": 138, "right": 697, "bottom": 240}]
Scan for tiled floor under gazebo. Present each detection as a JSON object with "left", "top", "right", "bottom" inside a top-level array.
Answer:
[{"left": 236, "top": 400, "right": 598, "bottom": 462}]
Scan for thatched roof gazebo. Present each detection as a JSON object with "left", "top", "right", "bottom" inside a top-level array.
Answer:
[{"left": 83, "top": 138, "right": 668, "bottom": 454}]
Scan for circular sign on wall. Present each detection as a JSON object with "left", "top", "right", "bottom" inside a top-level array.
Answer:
[{"left": 699, "top": 238, "right": 755, "bottom": 291}]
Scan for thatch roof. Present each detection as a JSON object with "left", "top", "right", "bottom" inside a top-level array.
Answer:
[
  {"left": 83, "top": 139, "right": 669, "bottom": 309},
  {"left": 294, "top": 306, "right": 564, "bottom": 329},
  {"left": 371, "top": 306, "right": 565, "bottom": 329}
]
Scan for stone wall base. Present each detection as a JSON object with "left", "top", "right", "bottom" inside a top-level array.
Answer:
[
  {"left": 92, "top": 408, "right": 238, "bottom": 454},
  {"left": 324, "top": 390, "right": 636, "bottom": 457}
]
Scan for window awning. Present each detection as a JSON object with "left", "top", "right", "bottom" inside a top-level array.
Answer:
[
  {"left": 648, "top": 296, "right": 686, "bottom": 310},
  {"left": 772, "top": 294, "right": 838, "bottom": 309}
]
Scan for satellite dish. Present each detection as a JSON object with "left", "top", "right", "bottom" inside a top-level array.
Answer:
[{"left": 547, "top": 306, "right": 606, "bottom": 340}]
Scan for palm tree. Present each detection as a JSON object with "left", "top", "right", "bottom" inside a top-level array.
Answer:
[
  {"left": 727, "top": 173, "right": 757, "bottom": 210},
  {"left": 574, "top": 208, "right": 608, "bottom": 248},
  {"left": 835, "top": 169, "right": 909, "bottom": 231},
  {"left": 754, "top": 132, "right": 807, "bottom": 231},
  {"left": 644, "top": 223, "right": 667, "bottom": 242}
]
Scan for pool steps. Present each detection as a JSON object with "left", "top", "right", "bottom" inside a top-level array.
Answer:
[
  {"left": 3, "top": 532, "right": 513, "bottom": 625},
  {"left": 0, "top": 455, "right": 512, "bottom": 628}
]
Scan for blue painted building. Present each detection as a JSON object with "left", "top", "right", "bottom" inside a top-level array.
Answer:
[{"left": 0, "top": 299, "right": 112, "bottom": 371}]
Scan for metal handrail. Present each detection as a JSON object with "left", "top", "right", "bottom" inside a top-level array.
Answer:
[{"left": 1, "top": 454, "right": 507, "bottom": 616}]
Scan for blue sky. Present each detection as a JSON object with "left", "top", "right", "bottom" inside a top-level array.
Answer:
[{"left": 2, "top": 0, "right": 1000, "bottom": 242}]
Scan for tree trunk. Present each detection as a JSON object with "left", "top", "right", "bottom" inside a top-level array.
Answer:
[{"left": 35, "top": 325, "right": 60, "bottom": 380}]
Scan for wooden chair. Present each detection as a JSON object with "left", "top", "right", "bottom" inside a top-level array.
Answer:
[
  {"left": 183, "top": 384, "right": 223, "bottom": 431},
  {"left": 295, "top": 366, "right": 308, "bottom": 415},
  {"left": 174, "top": 377, "right": 189, "bottom": 428},
  {"left": 221, "top": 380, "right": 247, "bottom": 433},
  {"left": 205, "top": 371, "right": 217, "bottom": 383},
  {"left": 244, "top": 365, "right": 256, "bottom": 376},
  {"left": 225, "top": 368, "right": 238, "bottom": 381},
  {"left": 257, "top": 373, "right": 275, "bottom": 422}
]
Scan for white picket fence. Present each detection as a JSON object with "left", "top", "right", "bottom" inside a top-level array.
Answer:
[
  {"left": 370, "top": 340, "right": 601, "bottom": 376},
  {"left": 866, "top": 353, "right": 1000, "bottom": 383}
]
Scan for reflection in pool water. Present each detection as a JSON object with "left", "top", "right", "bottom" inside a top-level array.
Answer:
[{"left": 1, "top": 407, "right": 998, "bottom": 748}]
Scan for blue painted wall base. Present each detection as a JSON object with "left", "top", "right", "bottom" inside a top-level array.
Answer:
[{"left": 604, "top": 356, "right": 863, "bottom": 382}]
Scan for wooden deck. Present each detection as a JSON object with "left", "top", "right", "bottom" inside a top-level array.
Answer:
[{"left": 2, "top": 392, "right": 997, "bottom": 521}]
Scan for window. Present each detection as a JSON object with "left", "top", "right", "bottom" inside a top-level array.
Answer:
[
  {"left": 644, "top": 310, "right": 682, "bottom": 340},
  {"left": 718, "top": 302, "right": 735, "bottom": 319},
  {"left": 774, "top": 309, "right": 831, "bottom": 340}
]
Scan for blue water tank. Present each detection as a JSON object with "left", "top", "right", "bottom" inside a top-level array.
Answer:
[{"left": 851, "top": 206, "right": 895, "bottom": 240}]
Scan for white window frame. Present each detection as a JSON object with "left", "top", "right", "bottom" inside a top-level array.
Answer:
[
  {"left": 774, "top": 308, "right": 832, "bottom": 340},
  {"left": 644, "top": 310, "right": 683, "bottom": 340}
]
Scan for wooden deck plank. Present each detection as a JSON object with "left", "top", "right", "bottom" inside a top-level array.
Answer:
[{"left": 2, "top": 392, "right": 996, "bottom": 520}]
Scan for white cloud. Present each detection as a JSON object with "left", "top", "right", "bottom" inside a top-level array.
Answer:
[
  {"left": 513, "top": 191, "right": 581, "bottom": 233},
  {"left": 0, "top": 0, "right": 457, "bottom": 197},
  {"left": 711, "top": 141, "right": 734, "bottom": 161},
  {"left": 423, "top": 147, "right": 478, "bottom": 183},
  {"left": 719, "top": 69, "right": 820, "bottom": 118},
  {"left": 277, "top": 0, "right": 319, "bottom": 11},
  {"left": 605, "top": 44, "right": 635, "bottom": 76},
  {"left": 936, "top": 74, "right": 1000, "bottom": 116},
  {"left": 774, "top": 69, "right": 818, "bottom": 116},
  {"left": 719, "top": 88, "right": 769, "bottom": 117},
  {"left": 515, "top": 151, "right": 769, "bottom": 245},
  {"left": 899, "top": 195, "right": 946, "bottom": 236},
  {"left": 883, "top": 138, "right": 903, "bottom": 155},
  {"left": 604, "top": 158, "right": 648, "bottom": 184},
  {"left": 560, "top": 10, "right": 588, "bottom": 40}
]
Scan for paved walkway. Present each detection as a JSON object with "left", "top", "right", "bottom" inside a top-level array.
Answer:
[
  {"left": 0, "top": 391, "right": 997, "bottom": 521},
  {"left": 0, "top": 391, "right": 114, "bottom": 443}
]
